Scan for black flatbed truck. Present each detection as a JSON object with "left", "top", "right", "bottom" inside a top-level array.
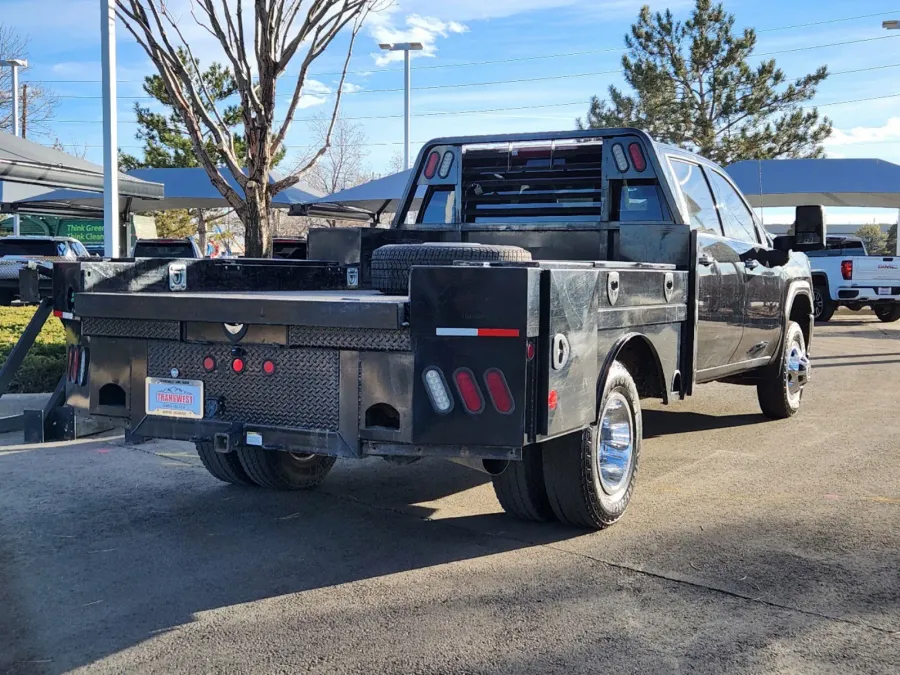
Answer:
[{"left": 51, "top": 129, "right": 825, "bottom": 529}]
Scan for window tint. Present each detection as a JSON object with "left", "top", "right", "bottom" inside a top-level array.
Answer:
[
  {"left": 0, "top": 239, "right": 59, "bottom": 256},
  {"left": 419, "top": 187, "right": 455, "bottom": 224},
  {"left": 615, "top": 182, "right": 667, "bottom": 222},
  {"left": 670, "top": 159, "right": 721, "bottom": 234},
  {"left": 707, "top": 170, "right": 759, "bottom": 243},
  {"left": 71, "top": 241, "right": 90, "bottom": 257},
  {"left": 133, "top": 242, "right": 195, "bottom": 258},
  {"left": 807, "top": 238, "right": 866, "bottom": 257}
]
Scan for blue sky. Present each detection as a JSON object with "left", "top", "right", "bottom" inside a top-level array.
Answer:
[{"left": 4, "top": 0, "right": 900, "bottom": 223}]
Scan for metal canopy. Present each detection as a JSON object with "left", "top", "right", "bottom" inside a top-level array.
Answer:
[
  {"left": 290, "top": 170, "right": 416, "bottom": 217},
  {"left": 7, "top": 167, "right": 321, "bottom": 216},
  {"left": 0, "top": 131, "right": 163, "bottom": 199},
  {"left": 726, "top": 158, "right": 900, "bottom": 209}
]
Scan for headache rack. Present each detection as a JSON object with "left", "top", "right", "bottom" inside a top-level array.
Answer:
[{"left": 461, "top": 140, "right": 605, "bottom": 222}]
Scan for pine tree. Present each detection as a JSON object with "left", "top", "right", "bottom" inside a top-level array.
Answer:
[
  {"left": 854, "top": 224, "right": 887, "bottom": 255},
  {"left": 579, "top": 0, "right": 832, "bottom": 166}
]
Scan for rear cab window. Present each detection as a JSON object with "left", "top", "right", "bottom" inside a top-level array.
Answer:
[
  {"left": 133, "top": 241, "right": 196, "bottom": 258},
  {"left": 0, "top": 239, "right": 61, "bottom": 256}
]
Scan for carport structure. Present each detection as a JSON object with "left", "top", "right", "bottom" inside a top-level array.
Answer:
[{"left": 0, "top": 131, "right": 162, "bottom": 437}]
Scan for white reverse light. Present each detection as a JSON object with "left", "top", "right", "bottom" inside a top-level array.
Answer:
[{"left": 423, "top": 368, "right": 453, "bottom": 413}]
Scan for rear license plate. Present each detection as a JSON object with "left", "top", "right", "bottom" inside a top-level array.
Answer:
[
  {"left": 145, "top": 377, "right": 204, "bottom": 419},
  {"left": 877, "top": 287, "right": 891, "bottom": 295}
]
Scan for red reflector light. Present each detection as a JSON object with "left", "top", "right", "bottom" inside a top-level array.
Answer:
[
  {"left": 548, "top": 390, "right": 558, "bottom": 410},
  {"left": 203, "top": 356, "right": 216, "bottom": 372},
  {"left": 526, "top": 342, "right": 535, "bottom": 361},
  {"left": 484, "top": 369, "right": 514, "bottom": 414},
  {"left": 454, "top": 368, "right": 484, "bottom": 413},
  {"left": 262, "top": 360, "right": 276, "bottom": 375},
  {"left": 423, "top": 151, "right": 441, "bottom": 179},
  {"left": 232, "top": 358, "right": 245, "bottom": 374},
  {"left": 841, "top": 260, "right": 853, "bottom": 280},
  {"left": 628, "top": 143, "right": 646, "bottom": 172}
]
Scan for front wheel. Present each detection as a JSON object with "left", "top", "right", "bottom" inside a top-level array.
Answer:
[
  {"left": 236, "top": 448, "right": 336, "bottom": 490},
  {"left": 541, "top": 361, "right": 641, "bottom": 530},
  {"left": 873, "top": 304, "right": 900, "bottom": 323},
  {"left": 756, "top": 321, "right": 809, "bottom": 420},
  {"left": 813, "top": 285, "right": 834, "bottom": 322}
]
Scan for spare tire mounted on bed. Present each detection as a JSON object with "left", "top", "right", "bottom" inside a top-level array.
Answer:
[{"left": 371, "top": 243, "right": 532, "bottom": 295}]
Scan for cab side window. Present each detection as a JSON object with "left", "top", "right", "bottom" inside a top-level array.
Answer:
[
  {"left": 669, "top": 159, "right": 722, "bottom": 235},
  {"left": 706, "top": 170, "right": 760, "bottom": 244}
]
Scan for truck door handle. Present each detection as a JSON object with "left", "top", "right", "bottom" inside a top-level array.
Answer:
[
  {"left": 744, "top": 259, "right": 759, "bottom": 270},
  {"left": 698, "top": 252, "right": 716, "bottom": 266}
]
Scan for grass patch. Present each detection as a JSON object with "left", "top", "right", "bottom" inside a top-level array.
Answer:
[{"left": 0, "top": 305, "right": 67, "bottom": 393}]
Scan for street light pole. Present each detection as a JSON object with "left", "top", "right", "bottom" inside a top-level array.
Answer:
[
  {"left": 886, "top": 20, "right": 900, "bottom": 255},
  {"left": 100, "top": 0, "right": 120, "bottom": 257},
  {"left": 2, "top": 58, "right": 27, "bottom": 236},
  {"left": 379, "top": 42, "right": 424, "bottom": 170}
]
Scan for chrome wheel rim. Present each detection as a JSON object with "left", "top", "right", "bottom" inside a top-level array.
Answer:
[
  {"left": 597, "top": 392, "right": 634, "bottom": 496},
  {"left": 786, "top": 341, "right": 810, "bottom": 402},
  {"left": 813, "top": 289, "right": 824, "bottom": 318}
]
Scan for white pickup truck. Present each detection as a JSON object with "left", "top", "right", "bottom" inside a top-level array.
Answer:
[{"left": 809, "top": 236, "right": 900, "bottom": 322}]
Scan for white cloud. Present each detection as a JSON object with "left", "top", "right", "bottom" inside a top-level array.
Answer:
[
  {"left": 826, "top": 118, "right": 900, "bottom": 147},
  {"left": 341, "top": 82, "right": 363, "bottom": 94},
  {"left": 303, "top": 79, "right": 333, "bottom": 96},
  {"left": 369, "top": 12, "right": 469, "bottom": 66}
]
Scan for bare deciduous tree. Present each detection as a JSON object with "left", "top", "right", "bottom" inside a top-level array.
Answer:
[
  {"left": 116, "top": 0, "right": 380, "bottom": 257},
  {"left": 0, "top": 25, "right": 60, "bottom": 138}
]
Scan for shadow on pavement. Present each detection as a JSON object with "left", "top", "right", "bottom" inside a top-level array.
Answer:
[{"left": 642, "top": 409, "right": 766, "bottom": 437}]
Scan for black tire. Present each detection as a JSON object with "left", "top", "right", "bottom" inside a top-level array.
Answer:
[
  {"left": 195, "top": 441, "right": 256, "bottom": 486},
  {"left": 371, "top": 243, "right": 532, "bottom": 295},
  {"left": 813, "top": 285, "right": 834, "bottom": 322},
  {"left": 757, "top": 321, "right": 809, "bottom": 420},
  {"left": 491, "top": 445, "right": 555, "bottom": 523},
  {"left": 541, "top": 361, "right": 642, "bottom": 530},
  {"left": 236, "top": 447, "right": 336, "bottom": 490},
  {"left": 873, "top": 304, "right": 900, "bottom": 323}
]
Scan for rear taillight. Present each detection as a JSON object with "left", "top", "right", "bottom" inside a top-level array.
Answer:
[
  {"left": 611, "top": 143, "right": 629, "bottom": 173},
  {"left": 262, "top": 359, "right": 276, "bottom": 376},
  {"left": 231, "top": 358, "right": 245, "bottom": 374},
  {"left": 203, "top": 356, "right": 216, "bottom": 372},
  {"left": 484, "top": 369, "right": 514, "bottom": 414},
  {"left": 423, "top": 151, "right": 441, "bottom": 179},
  {"left": 628, "top": 143, "right": 646, "bottom": 172},
  {"left": 423, "top": 368, "right": 453, "bottom": 413},
  {"left": 438, "top": 151, "right": 454, "bottom": 178},
  {"left": 841, "top": 260, "right": 853, "bottom": 280},
  {"left": 454, "top": 368, "right": 484, "bottom": 414},
  {"left": 67, "top": 345, "right": 88, "bottom": 386}
]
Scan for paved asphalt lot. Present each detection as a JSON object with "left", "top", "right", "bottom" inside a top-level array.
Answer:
[{"left": 1, "top": 313, "right": 899, "bottom": 674}]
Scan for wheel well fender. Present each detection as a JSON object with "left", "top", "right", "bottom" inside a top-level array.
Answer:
[
  {"left": 784, "top": 281, "right": 813, "bottom": 349},
  {"left": 810, "top": 272, "right": 828, "bottom": 290},
  {"left": 597, "top": 333, "right": 668, "bottom": 415}
]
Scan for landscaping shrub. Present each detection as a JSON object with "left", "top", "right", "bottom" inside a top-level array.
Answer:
[{"left": 0, "top": 306, "right": 67, "bottom": 393}]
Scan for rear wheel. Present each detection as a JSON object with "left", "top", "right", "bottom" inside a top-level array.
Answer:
[
  {"left": 873, "top": 304, "right": 900, "bottom": 323},
  {"left": 195, "top": 441, "right": 255, "bottom": 486},
  {"left": 541, "top": 361, "right": 641, "bottom": 530},
  {"left": 491, "top": 446, "right": 555, "bottom": 522},
  {"left": 756, "top": 321, "right": 809, "bottom": 420},
  {"left": 236, "top": 448, "right": 336, "bottom": 490},
  {"left": 813, "top": 285, "right": 834, "bottom": 322}
]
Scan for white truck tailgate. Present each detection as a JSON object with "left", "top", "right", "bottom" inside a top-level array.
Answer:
[{"left": 852, "top": 256, "right": 900, "bottom": 281}]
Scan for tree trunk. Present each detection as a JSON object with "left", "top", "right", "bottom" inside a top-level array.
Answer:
[
  {"left": 196, "top": 209, "right": 207, "bottom": 254},
  {"left": 240, "top": 181, "right": 272, "bottom": 257}
]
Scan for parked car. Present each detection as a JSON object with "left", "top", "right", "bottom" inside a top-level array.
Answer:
[
  {"left": 52, "top": 128, "right": 824, "bottom": 530},
  {"left": 0, "top": 236, "right": 90, "bottom": 305},
  {"left": 808, "top": 235, "right": 900, "bottom": 322},
  {"left": 132, "top": 238, "right": 202, "bottom": 259}
]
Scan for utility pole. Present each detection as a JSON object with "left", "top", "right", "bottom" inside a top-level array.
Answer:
[
  {"left": 378, "top": 42, "right": 424, "bottom": 170},
  {"left": 21, "top": 83, "right": 27, "bottom": 139},
  {"left": 2, "top": 58, "right": 27, "bottom": 236},
  {"left": 101, "top": 0, "right": 120, "bottom": 257}
]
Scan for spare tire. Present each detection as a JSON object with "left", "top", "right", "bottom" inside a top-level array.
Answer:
[{"left": 371, "top": 243, "right": 532, "bottom": 295}]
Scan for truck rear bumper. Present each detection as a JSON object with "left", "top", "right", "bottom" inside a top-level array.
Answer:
[
  {"left": 128, "top": 414, "right": 521, "bottom": 461},
  {"left": 834, "top": 285, "right": 900, "bottom": 303}
]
